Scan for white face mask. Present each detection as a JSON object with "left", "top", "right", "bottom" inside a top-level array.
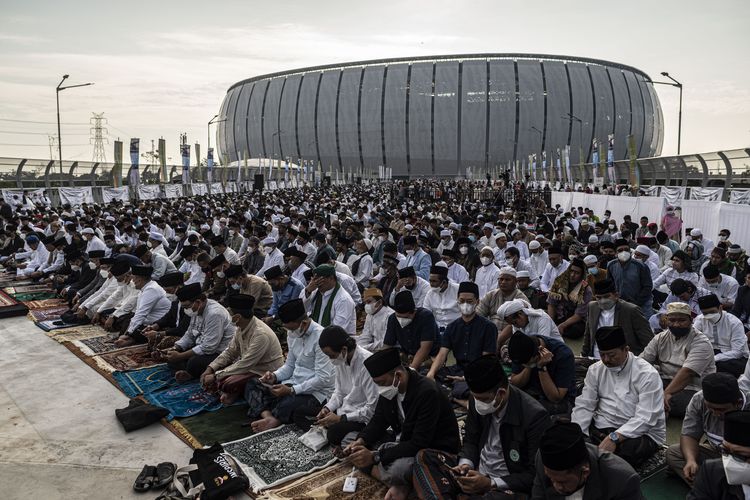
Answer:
[
  {"left": 430, "top": 286, "right": 442, "bottom": 293},
  {"left": 364, "top": 303, "right": 378, "bottom": 315},
  {"left": 264, "top": 246, "right": 274, "bottom": 254},
  {"left": 474, "top": 390, "right": 502, "bottom": 416},
  {"left": 165, "top": 293, "right": 177, "bottom": 301},
  {"left": 184, "top": 308, "right": 196, "bottom": 318},
  {"left": 88, "top": 261, "right": 97, "bottom": 270},
  {"left": 722, "top": 454, "right": 750, "bottom": 485},
  {"left": 216, "top": 271, "right": 225, "bottom": 278},
  {"left": 617, "top": 251, "right": 631, "bottom": 263},
  {"left": 405, "top": 249, "right": 415, "bottom": 257},
  {"left": 331, "top": 349, "right": 347, "bottom": 367},
  {"left": 287, "top": 322, "right": 306, "bottom": 338},
  {"left": 231, "top": 283, "right": 241, "bottom": 290},
  {"left": 608, "top": 224, "right": 616, "bottom": 230},
  {"left": 568, "top": 254, "right": 576, "bottom": 261},
  {"left": 396, "top": 316, "right": 412, "bottom": 328},
  {"left": 70, "top": 264, "right": 81, "bottom": 272},
  {"left": 377, "top": 375, "right": 400, "bottom": 400},
  {"left": 459, "top": 303, "right": 476, "bottom": 316},
  {"left": 480, "top": 256, "right": 493, "bottom": 266},
  {"left": 99, "top": 270, "right": 109, "bottom": 279},
  {"left": 703, "top": 312, "right": 721, "bottom": 322},
  {"left": 459, "top": 246, "right": 469, "bottom": 255},
  {"left": 146, "top": 241, "right": 153, "bottom": 248}
]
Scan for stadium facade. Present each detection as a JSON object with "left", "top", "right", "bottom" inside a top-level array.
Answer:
[{"left": 217, "top": 54, "right": 663, "bottom": 177}]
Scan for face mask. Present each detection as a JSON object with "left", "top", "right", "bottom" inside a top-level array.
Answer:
[
  {"left": 146, "top": 242, "right": 153, "bottom": 248},
  {"left": 459, "top": 303, "right": 476, "bottom": 316},
  {"left": 617, "top": 251, "right": 631, "bottom": 262},
  {"left": 468, "top": 236, "right": 476, "bottom": 243},
  {"left": 331, "top": 350, "right": 347, "bottom": 367},
  {"left": 588, "top": 267, "right": 598, "bottom": 276},
  {"left": 264, "top": 246, "right": 274, "bottom": 254},
  {"left": 231, "top": 283, "right": 241, "bottom": 290},
  {"left": 474, "top": 390, "right": 501, "bottom": 416},
  {"left": 165, "top": 293, "right": 177, "bottom": 301},
  {"left": 70, "top": 265, "right": 81, "bottom": 272},
  {"left": 719, "top": 235, "right": 728, "bottom": 242},
  {"left": 377, "top": 375, "right": 400, "bottom": 400},
  {"left": 568, "top": 254, "right": 576, "bottom": 261},
  {"left": 184, "top": 308, "right": 196, "bottom": 318},
  {"left": 608, "top": 224, "right": 615, "bottom": 230},
  {"left": 216, "top": 271, "right": 225, "bottom": 278},
  {"left": 722, "top": 454, "right": 750, "bottom": 485},
  {"left": 430, "top": 285, "right": 443, "bottom": 293},
  {"left": 605, "top": 363, "right": 626, "bottom": 374},
  {"left": 703, "top": 312, "right": 721, "bottom": 322},
  {"left": 669, "top": 326, "right": 691, "bottom": 338},
  {"left": 480, "top": 256, "right": 493, "bottom": 266},
  {"left": 396, "top": 316, "right": 412, "bottom": 328},
  {"left": 459, "top": 246, "right": 469, "bottom": 255},
  {"left": 364, "top": 303, "right": 378, "bottom": 315},
  {"left": 99, "top": 270, "right": 109, "bottom": 279},
  {"left": 405, "top": 249, "right": 415, "bottom": 256},
  {"left": 598, "top": 298, "right": 616, "bottom": 310}
]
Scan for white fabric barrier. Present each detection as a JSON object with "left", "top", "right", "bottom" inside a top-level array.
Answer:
[
  {"left": 191, "top": 183, "right": 208, "bottom": 196},
  {"left": 58, "top": 187, "right": 94, "bottom": 206},
  {"left": 137, "top": 184, "right": 161, "bottom": 200},
  {"left": 552, "top": 191, "right": 750, "bottom": 249},
  {"left": 2, "top": 188, "right": 45, "bottom": 206},
  {"left": 689, "top": 187, "right": 723, "bottom": 201},
  {"left": 164, "top": 184, "right": 183, "bottom": 198},
  {"left": 101, "top": 187, "right": 130, "bottom": 203},
  {"left": 210, "top": 182, "right": 224, "bottom": 194},
  {"left": 660, "top": 186, "right": 685, "bottom": 205},
  {"left": 729, "top": 190, "right": 750, "bottom": 205}
]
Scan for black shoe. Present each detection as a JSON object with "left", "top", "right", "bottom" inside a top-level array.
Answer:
[
  {"left": 153, "top": 462, "right": 176, "bottom": 489},
  {"left": 133, "top": 464, "right": 157, "bottom": 492}
]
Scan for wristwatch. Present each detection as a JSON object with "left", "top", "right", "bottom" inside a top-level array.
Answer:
[
  {"left": 288, "top": 385, "right": 296, "bottom": 395},
  {"left": 609, "top": 432, "right": 620, "bottom": 443},
  {"left": 372, "top": 450, "right": 381, "bottom": 465},
  {"left": 538, "top": 366, "right": 547, "bottom": 372}
]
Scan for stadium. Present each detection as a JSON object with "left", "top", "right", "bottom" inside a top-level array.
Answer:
[{"left": 217, "top": 53, "right": 664, "bottom": 177}]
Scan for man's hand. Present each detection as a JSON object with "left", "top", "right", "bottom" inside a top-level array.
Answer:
[
  {"left": 537, "top": 347, "right": 554, "bottom": 367},
  {"left": 200, "top": 369, "right": 216, "bottom": 388},
  {"left": 450, "top": 463, "right": 471, "bottom": 477},
  {"left": 664, "top": 392, "right": 673, "bottom": 413},
  {"left": 262, "top": 316, "right": 274, "bottom": 325},
  {"left": 72, "top": 294, "right": 80, "bottom": 306},
  {"left": 270, "top": 384, "right": 293, "bottom": 398},
  {"left": 347, "top": 445, "right": 375, "bottom": 468},
  {"left": 104, "top": 316, "right": 115, "bottom": 330},
  {"left": 557, "top": 323, "right": 567, "bottom": 335},
  {"left": 683, "top": 461, "right": 699, "bottom": 483},
  {"left": 598, "top": 436, "right": 617, "bottom": 453},
  {"left": 658, "top": 314, "right": 668, "bottom": 329},
  {"left": 259, "top": 371, "right": 277, "bottom": 385},
  {"left": 316, "top": 406, "right": 331, "bottom": 421},
  {"left": 317, "top": 412, "right": 341, "bottom": 427},
  {"left": 455, "top": 470, "right": 492, "bottom": 495},
  {"left": 166, "top": 349, "right": 188, "bottom": 363}
]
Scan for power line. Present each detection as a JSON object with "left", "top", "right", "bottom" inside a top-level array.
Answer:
[
  {"left": 0, "top": 130, "right": 89, "bottom": 136},
  {"left": 0, "top": 143, "right": 91, "bottom": 147},
  {"left": 0, "top": 117, "right": 90, "bottom": 125}
]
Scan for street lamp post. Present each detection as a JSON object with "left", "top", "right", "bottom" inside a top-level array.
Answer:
[
  {"left": 207, "top": 114, "right": 227, "bottom": 153},
  {"left": 56, "top": 75, "right": 94, "bottom": 175},
  {"left": 655, "top": 72, "right": 683, "bottom": 155}
]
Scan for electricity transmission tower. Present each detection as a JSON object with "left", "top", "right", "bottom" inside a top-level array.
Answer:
[{"left": 90, "top": 112, "right": 109, "bottom": 162}]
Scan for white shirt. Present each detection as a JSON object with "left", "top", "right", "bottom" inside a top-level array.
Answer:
[
  {"left": 513, "top": 241, "right": 530, "bottom": 260},
  {"left": 325, "top": 346, "right": 379, "bottom": 424},
  {"left": 85, "top": 236, "right": 107, "bottom": 254},
  {"left": 529, "top": 251, "right": 549, "bottom": 281},
  {"left": 336, "top": 271, "right": 362, "bottom": 304},
  {"left": 698, "top": 275, "right": 740, "bottom": 306},
  {"left": 179, "top": 259, "right": 205, "bottom": 286},
  {"left": 390, "top": 276, "right": 431, "bottom": 308},
  {"left": 572, "top": 353, "right": 666, "bottom": 446},
  {"left": 300, "top": 284, "right": 357, "bottom": 335},
  {"left": 256, "top": 248, "right": 285, "bottom": 276},
  {"left": 475, "top": 263, "right": 501, "bottom": 299},
  {"left": 512, "top": 309, "right": 563, "bottom": 341},
  {"left": 127, "top": 280, "right": 172, "bottom": 334},
  {"left": 653, "top": 268, "right": 699, "bottom": 288},
  {"left": 446, "top": 262, "right": 469, "bottom": 284},
  {"left": 592, "top": 308, "right": 616, "bottom": 359},
  {"left": 348, "top": 252, "right": 374, "bottom": 290},
  {"left": 82, "top": 275, "right": 119, "bottom": 312},
  {"left": 694, "top": 312, "right": 750, "bottom": 362},
  {"left": 357, "top": 304, "right": 394, "bottom": 351},
  {"left": 422, "top": 281, "right": 461, "bottom": 330},
  {"left": 98, "top": 279, "right": 136, "bottom": 314},
  {"left": 540, "top": 260, "right": 570, "bottom": 293},
  {"left": 17, "top": 244, "right": 49, "bottom": 276},
  {"left": 274, "top": 321, "right": 334, "bottom": 403}
]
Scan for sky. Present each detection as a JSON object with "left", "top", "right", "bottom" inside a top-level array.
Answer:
[{"left": 0, "top": 0, "right": 748, "bottom": 165}]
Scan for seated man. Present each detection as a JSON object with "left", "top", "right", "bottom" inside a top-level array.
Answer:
[
  {"left": 262, "top": 265, "right": 304, "bottom": 322},
  {"left": 693, "top": 293, "right": 749, "bottom": 377},
  {"left": 133, "top": 243, "right": 177, "bottom": 281},
  {"left": 299, "top": 264, "right": 356, "bottom": 334},
  {"left": 640, "top": 301, "right": 717, "bottom": 418},
  {"left": 200, "top": 294, "right": 284, "bottom": 405},
  {"left": 310, "top": 325, "right": 379, "bottom": 451},
  {"left": 142, "top": 271, "right": 190, "bottom": 347},
  {"left": 246, "top": 299, "right": 334, "bottom": 432},
  {"left": 496, "top": 299, "right": 563, "bottom": 349},
  {"left": 649, "top": 278, "right": 713, "bottom": 331},
  {"left": 516, "top": 270, "right": 545, "bottom": 309},
  {"left": 667, "top": 373, "right": 750, "bottom": 485},
  {"left": 356, "top": 287, "right": 394, "bottom": 352},
  {"left": 507, "top": 332, "right": 576, "bottom": 416},
  {"left": 224, "top": 264, "right": 273, "bottom": 315},
  {"left": 113, "top": 265, "right": 172, "bottom": 347},
  {"left": 699, "top": 264, "right": 740, "bottom": 309},
  {"left": 581, "top": 278, "right": 654, "bottom": 358},
  {"left": 344, "top": 348, "right": 461, "bottom": 500},
  {"left": 178, "top": 246, "right": 205, "bottom": 286},
  {"left": 389, "top": 265, "right": 430, "bottom": 308},
  {"left": 546, "top": 258, "right": 593, "bottom": 339},
  {"left": 572, "top": 326, "right": 666, "bottom": 467},
  {"left": 476, "top": 267, "right": 530, "bottom": 335},
  {"left": 422, "top": 265, "right": 460, "bottom": 334},
  {"left": 532, "top": 422, "right": 643, "bottom": 499},
  {"left": 687, "top": 410, "right": 750, "bottom": 499},
  {"left": 414, "top": 355, "right": 551, "bottom": 499},
  {"left": 383, "top": 290, "right": 439, "bottom": 370},
  {"left": 426, "top": 282, "right": 497, "bottom": 400},
  {"left": 14, "top": 234, "right": 49, "bottom": 279},
  {"left": 168, "top": 283, "right": 235, "bottom": 382}
]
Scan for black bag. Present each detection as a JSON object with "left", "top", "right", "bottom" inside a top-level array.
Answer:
[
  {"left": 157, "top": 443, "right": 249, "bottom": 500},
  {"left": 115, "top": 398, "right": 169, "bottom": 432}
]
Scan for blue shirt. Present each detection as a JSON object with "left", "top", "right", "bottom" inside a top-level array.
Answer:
[
  {"left": 384, "top": 307, "right": 440, "bottom": 356},
  {"left": 441, "top": 314, "right": 497, "bottom": 369},
  {"left": 511, "top": 335, "right": 577, "bottom": 403},
  {"left": 268, "top": 277, "right": 304, "bottom": 316},
  {"left": 606, "top": 258, "right": 653, "bottom": 309}
]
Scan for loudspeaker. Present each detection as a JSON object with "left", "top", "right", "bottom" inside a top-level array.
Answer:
[
  {"left": 254, "top": 174, "right": 264, "bottom": 191},
  {"left": 323, "top": 176, "right": 331, "bottom": 187}
]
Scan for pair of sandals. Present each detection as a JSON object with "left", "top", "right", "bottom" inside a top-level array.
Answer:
[{"left": 134, "top": 462, "right": 176, "bottom": 492}]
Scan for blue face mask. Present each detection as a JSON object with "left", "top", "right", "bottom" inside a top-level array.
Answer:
[
  {"left": 588, "top": 267, "right": 599, "bottom": 275},
  {"left": 468, "top": 236, "right": 476, "bottom": 243}
]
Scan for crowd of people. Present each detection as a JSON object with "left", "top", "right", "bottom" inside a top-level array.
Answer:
[{"left": 2, "top": 179, "right": 750, "bottom": 499}]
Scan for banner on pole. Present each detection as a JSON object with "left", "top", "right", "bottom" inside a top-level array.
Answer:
[
  {"left": 194, "top": 143, "right": 201, "bottom": 182},
  {"left": 207, "top": 147, "right": 214, "bottom": 185},
  {"left": 112, "top": 140, "right": 123, "bottom": 188},
  {"left": 607, "top": 134, "right": 615, "bottom": 185},
  {"left": 627, "top": 134, "right": 638, "bottom": 188},
  {"left": 158, "top": 139, "right": 167, "bottom": 183},
  {"left": 181, "top": 143, "right": 190, "bottom": 184},
  {"left": 128, "top": 138, "right": 140, "bottom": 187}
]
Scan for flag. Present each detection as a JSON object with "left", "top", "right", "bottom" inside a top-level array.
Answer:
[
  {"left": 591, "top": 138, "right": 599, "bottom": 178},
  {"left": 129, "top": 138, "right": 140, "bottom": 187},
  {"left": 207, "top": 147, "right": 214, "bottom": 185},
  {"left": 181, "top": 143, "right": 190, "bottom": 184},
  {"left": 194, "top": 143, "right": 201, "bottom": 181},
  {"left": 158, "top": 139, "right": 167, "bottom": 183},
  {"left": 607, "top": 134, "right": 616, "bottom": 185},
  {"left": 555, "top": 148, "right": 562, "bottom": 182},
  {"left": 627, "top": 134, "right": 639, "bottom": 188},
  {"left": 542, "top": 151, "right": 548, "bottom": 182},
  {"left": 564, "top": 145, "right": 572, "bottom": 185},
  {"left": 112, "top": 140, "right": 123, "bottom": 188}
]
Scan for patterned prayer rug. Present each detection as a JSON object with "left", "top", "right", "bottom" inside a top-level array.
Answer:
[
  {"left": 636, "top": 446, "right": 669, "bottom": 481},
  {"left": 29, "top": 306, "right": 69, "bottom": 322},
  {"left": 143, "top": 381, "right": 223, "bottom": 420},
  {"left": 25, "top": 298, "right": 67, "bottom": 310},
  {"left": 258, "top": 462, "right": 388, "bottom": 500},
  {"left": 223, "top": 425, "right": 337, "bottom": 492},
  {"left": 112, "top": 364, "right": 175, "bottom": 398},
  {"left": 11, "top": 291, "right": 58, "bottom": 301},
  {"left": 96, "top": 345, "right": 162, "bottom": 371},
  {"left": 73, "top": 335, "right": 123, "bottom": 356},
  {"left": 3, "top": 284, "right": 55, "bottom": 294},
  {"left": 0, "top": 289, "right": 29, "bottom": 318},
  {"left": 46, "top": 329, "right": 108, "bottom": 343},
  {"left": 35, "top": 319, "right": 77, "bottom": 331}
]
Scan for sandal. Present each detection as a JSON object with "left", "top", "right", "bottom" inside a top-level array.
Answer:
[
  {"left": 133, "top": 464, "right": 157, "bottom": 492},
  {"left": 153, "top": 462, "right": 176, "bottom": 489}
]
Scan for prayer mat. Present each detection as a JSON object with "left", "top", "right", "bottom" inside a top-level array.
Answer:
[
  {"left": 74, "top": 335, "right": 123, "bottom": 356},
  {"left": 175, "top": 405, "right": 254, "bottom": 448},
  {"left": 223, "top": 425, "right": 337, "bottom": 492},
  {"left": 96, "top": 345, "right": 162, "bottom": 371},
  {"left": 29, "top": 306, "right": 69, "bottom": 321},
  {"left": 640, "top": 469, "right": 690, "bottom": 499},
  {"left": 0, "top": 289, "right": 29, "bottom": 318},
  {"left": 46, "top": 329, "right": 108, "bottom": 343},
  {"left": 35, "top": 319, "right": 78, "bottom": 332},
  {"left": 143, "top": 381, "right": 223, "bottom": 420},
  {"left": 25, "top": 298, "right": 67, "bottom": 310},
  {"left": 3, "top": 284, "right": 54, "bottom": 294},
  {"left": 112, "top": 364, "right": 175, "bottom": 398},
  {"left": 257, "top": 462, "right": 388, "bottom": 500},
  {"left": 12, "top": 291, "right": 58, "bottom": 301},
  {"left": 636, "top": 446, "right": 668, "bottom": 481}
]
